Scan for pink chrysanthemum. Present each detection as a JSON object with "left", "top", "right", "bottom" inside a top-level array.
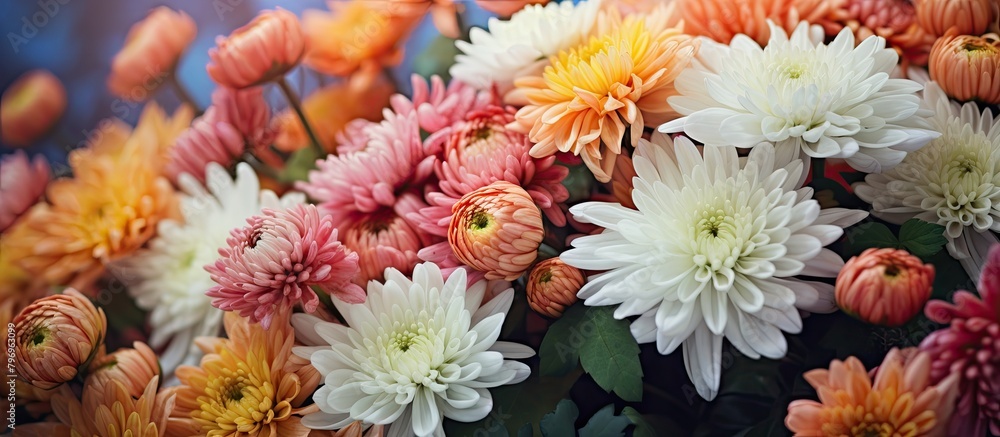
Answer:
[
  {"left": 298, "top": 109, "right": 435, "bottom": 227},
  {"left": 0, "top": 150, "right": 49, "bottom": 232},
  {"left": 412, "top": 105, "right": 569, "bottom": 273},
  {"left": 340, "top": 193, "right": 434, "bottom": 285},
  {"left": 390, "top": 75, "right": 495, "bottom": 135},
  {"left": 206, "top": 204, "right": 365, "bottom": 329},
  {"left": 165, "top": 117, "right": 244, "bottom": 184},
  {"left": 920, "top": 244, "right": 1000, "bottom": 436},
  {"left": 205, "top": 85, "right": 275, "bottom": 151}
]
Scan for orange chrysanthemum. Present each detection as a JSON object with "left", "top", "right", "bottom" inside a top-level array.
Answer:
[
  {"left": 47, "top": 375, "right": 175, "bottom": 437},
  {"left": 674, "top": 0, "right": 838, "bottom": 45},
  {"left": 168, "top": 311, "right": 317, "bottom": 437},
  {"left": 512, "top": 6, "right": 697, "bottom": 182},
  {"left": 302, "top": 1, "right": 423, "bottom": 83},
  {"left": 3, "top": 104, "right": 187, "bottom": 289},
  {"left": 929, "top": 33, "right": 1000, "bottom": 104},
  {"left": 786, "top": 348, "right": 960, "bottom": 437},
  {"left": 915, "top": 0, "right": 994, "bottom": 38}
]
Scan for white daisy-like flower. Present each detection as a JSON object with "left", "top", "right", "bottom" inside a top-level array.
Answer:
[
  {"left": 113, "top": 162, "right": 304, "bottom": 374},
  {"left": 293, "top": 263, "right": 533, "bottom": 437},
  {"left": 855, "top": 81, "right": 1000, "bottom": 283},
  {"left": 449, "top": 0, "right": 602, "bottom": 93},
  {"left": 561, "top": 135, "right": 868, "bottom": 400},
  {"left": 659, "top": 21, "right": 937, "bottom": 173}
]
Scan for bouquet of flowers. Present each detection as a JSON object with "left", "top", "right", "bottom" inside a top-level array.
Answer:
[{"left": 2, "top": 0, "right": 999, "bottom": 435}]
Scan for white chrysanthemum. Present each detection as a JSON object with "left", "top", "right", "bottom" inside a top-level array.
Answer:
[
  {"left": 293, "top": 263, "right": 533, "bottom": 437},
  {"left": 856, "top": 81, "right": 1000, "bottom": 283},
  {"left": 561, "top": 135, "right": 868, "bottom": 401},
  {"left": 113, "top": 162, "right": 303, "bottom": 373},
  {"left": 449, "top": 0, "right": 602, "bottom": 93},
  {"left": 660, "top": 21, "right": 937, "bottom": 173}
]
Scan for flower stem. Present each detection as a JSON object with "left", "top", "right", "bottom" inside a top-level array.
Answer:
[
  {"left": 276, "top": 76, "right": 326, "bottom": 157},
  {"left": 167, "top": 73, "right": 202, "bottom": 115}
]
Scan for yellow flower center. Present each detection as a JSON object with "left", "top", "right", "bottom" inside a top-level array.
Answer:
[{"left": 466, "top": 209, "right": 496, "bottom": 234}]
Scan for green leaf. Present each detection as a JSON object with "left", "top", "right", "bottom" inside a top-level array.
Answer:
[
  {"left": 539, "top": 303, "right": 588, "bottom": 376},
  {"left": 539, "top": 399, "right": 579, "bottom": 437},
  {"left": 578, "top": 404, "right": 633, "bottom": 437},
  {"left": 562, "top": 163, "right": 595, "bottom": 204},
  {"left": 278, "top": 146, "right": 321, "bottom": 183},
  {"left": 843, "top": 221, "right": 898, "bottom": 257},
  {"left": 622, "top": 407, "right": 652, "bottom": 437},
  {"left": 578, "top": 306, "right": 643, "bottom": 401},
  {"left": 898, "top": 219, "right": 947, "bottom": 258}
]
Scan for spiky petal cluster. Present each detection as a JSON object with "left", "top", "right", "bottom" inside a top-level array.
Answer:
[
  {"left": 661, "top": 21, "right": 937, "bottom": 173},
  {"left": 919, "top": 244, "right": 1000, "bottom": 436},
  {"left": 562, "top": 135, "right": 868, "bottom": 400},
  {"left": 206, "top": 204, "right": 365, "bottom": 329}
]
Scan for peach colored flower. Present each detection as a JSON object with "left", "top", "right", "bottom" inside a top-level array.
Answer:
[
  {"left": 920, "top": 244, "right": 1000, "bottom": 435},
  {"left": 929, "top": 33, "right": 1000, "bottom": 104},
  {"left": 448, "top": 181, "right": 544, "bottom": 280},
  {"left": 674, "top": 0, "right": 837, "bottom": 45},
  {"left": 835, "top": 248, "right": 935, "bottom": 326},
  {"left": 274, "top": 77, "right": 394, "bottom": 153},
  {"left": 207, "top": 8, "right": 307, "bottom": 89},
  {"left": 331, "top": 422, "right": 385, "bottom": 437},
  {"left": 302, "top": 1, "right": 422, "bottom": 82},
  {"left": 393, "top": 0, "right": 460, "bottom": 38},
  {"left": 527, "top": 257, "right": 583, "bottom": 317},
  {"left": 12, "top": 289, "right": 106, "bottom": 390},
  {"left": 4, "top": 106, "right": 181, "bottom": 289},
  {"left": 168, "top": 311, "right": 317, "bottom": 437},
  {"left": 0, "top": 150, "right": 49, "bottom": 232},
  {"left": 807, "top": 0, "right": 936, "bottom": 67},
  {"left": 205, "top": 86, "right": 275, "bottom": 152},
  {"left": 107, "top": 6, "right": 196, "bottom": 100},
  {"left": 476, "top": 0, "right": 548, "bottom": 17},
  {"left": 340, "top": 193, "right": 433, "bottom": 285},
  {"left": 206, "top": 204, "right": 365, "bottom": 329},
  {"left": 86, "top": 342, "right": 160, "bottom": 400},
  {"left": 512, "top": 6, "right": 697, "bottom": 182},
  {"left": 786, "top": 348, "right": 959, "bottom": 437},
  {"left": 165, "top": 117, "right": 244, "bottom": 184},
  {"left": 915, "top": 0, "right": 994, "bottom": 38},
  {"left": 0, "top": 69, "right": 66, "bottom": 147},
  {"left": 49, "top": 375, "right": 174, "bottom": 437}
]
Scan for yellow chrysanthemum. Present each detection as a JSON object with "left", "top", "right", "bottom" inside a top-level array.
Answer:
[
  {"left": 169, "top": 312, "right": 317, "bottom": 437},
  {"left": 512, "top": 6, "right": 697, "bottom": 182},
  {"left": 3, "top": 104, "right": 188, "bottom": 289}
]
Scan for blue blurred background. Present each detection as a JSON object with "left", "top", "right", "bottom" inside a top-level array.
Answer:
[{"left": 0, "top": 1, "right": 495, "bottom": 166}]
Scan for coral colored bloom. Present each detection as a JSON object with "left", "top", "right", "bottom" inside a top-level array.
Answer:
[
  {"left": 514, "top": 7, "right": 697, "bottom": 182},
  {"left": 86, "top": 342, "right": 160, "bottom": 400},
  {"left": 292, "top": 263, "right": 533, "bottom": 436},
  {"left": 929, "top": 34, "right": 1000, "bottom": 104},
  {"left": 675, "top": 0, "right": 836, "bottom": 45},
  {"left": 835, "top": 248, "right": 935, "bottom": 326},
  {"left": 915, "top": 0, "right": 993, "bottom": 37},
  {"left": 448, "top": 181, "right": 544, "bottom": 281},
  {"left": 13, "top": 289, "right": 106, "bottom": 390},
  {"left": 920, "top": 244, "right": 1000, "bottom": 435},
  {"left": 207, "top": 8, "right": 307, "bottom": 89},
  {"left": 107, "top": 6, "right": 196, "bottom": 99},
  {"left": 205, "top": 86, "right": 275, "bottom": 152},
  {"left": 785, "top": 348, "right": 959, "bottom": 436},
  {"left": 0, "top": 150, "right": 49, "bottom": 232},
  {"left": 477, "top": 0, "right": 548, "bottom": 16},
  {"left": 165, "top": 117, "right": 244, "bottom": 184},
  {"left": 274, "top": 77, "right": 394, "bottom": 153},
  {"left": 527, "top": 257, "right": 584, "bottom": 317},
  {"left": 0, "top": 70, "right": 66, "bottom": 147},
  {"left": 206, "top": 204, "right": 365, "bottom": 329},
  {"left": 340, "top": 194, "right": 433, "bottom": 285},
  {"left": 49, "top": 375, "right": 175, "bottom": 437},
  {"left": 809, "top": 0, "right": 936, "bottom": 67},
  {"left": 170, "top": 311, "right": 317, "bottom": 436},
  {"left": 4, "top": 106, "right": 182, "bottom": 289},
  {"left": 303, "top": 1, "right": 422, "bottom": 81}
]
